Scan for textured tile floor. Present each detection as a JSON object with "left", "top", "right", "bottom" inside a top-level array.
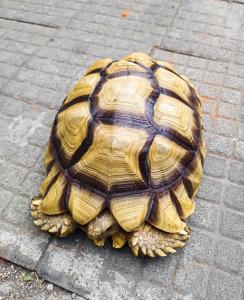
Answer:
[{"left": 0, "top": 0, "right": 243, "bottom": 299}]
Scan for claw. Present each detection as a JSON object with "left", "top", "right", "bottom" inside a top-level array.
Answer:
[
  {"left": 31, "top": 203, "right": 38, "bottom": 210},
  {"left": 31, "top": 211, "right": 39, "bottom": 218},
  {"left": 34, "top": 219, "right": 44, "bottom": 227},
  {"left": 61, "top": 224, "right": 70, "bottom": 236},
  {"left": 131, "top": 236, "right": 138, "bottom": 247},
  {"left": 164, "top": 246, "right": 176, "bottom": 254},
  {"left": 141, "top": 246, "right": 147, "bottom": 255},
  {"left": 173, "top": 241, "right": 185, "bottom": 248},
  {"left": 32, "top": 199, "right": 42, "bottom": 206},
  {"left": 147, "top": 249, "right": 155, "bottom": 257},
  {"left": 49, "top": 226, "right": 58, "bottom": 233},
  {"left": 178, "top": 229, "right": 188, "bottom": 235},
  {"left": 180, "top": 235, "right": 189, "bottom": 241},
  {"left": 41, "top": 224, "right": 50, "bottom": 231},
  {"left": 64, "top": 218, "right": 72, "bottom": 226},
  {"left": 93, "top": 238, "right": 105, "bottom": 247},
  {"left": 131, "top": 244, "right": 139, "bottom": 256},
  {"left": 155, "top": 249, "right": 166, "bottom": 257}
]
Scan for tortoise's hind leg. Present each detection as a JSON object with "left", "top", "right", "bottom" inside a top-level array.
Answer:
[
  {"left": 31, "top": 196, "right": 77, "bottom": 237},
  {"left": 128, "top": 224, "right": 190, "bottom": 257}
]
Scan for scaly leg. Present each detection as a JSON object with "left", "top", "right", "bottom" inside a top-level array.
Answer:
[
  {"left": 129, "top": 224, "right": 191, "bottom": 257},
  {"left": 31, "top": 196, "right": 77, "bottom": 237}
]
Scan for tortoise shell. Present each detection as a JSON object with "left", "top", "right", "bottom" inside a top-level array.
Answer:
[{"left": 40, "top": 52, "right": 205, "bottom": 234}]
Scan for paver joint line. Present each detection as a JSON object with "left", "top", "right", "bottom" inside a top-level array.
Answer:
[{"left": 0, "top": 16, "right": 59, "bottom": 29}]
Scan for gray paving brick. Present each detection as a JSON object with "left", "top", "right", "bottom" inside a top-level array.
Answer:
[
  {"left": 0, "top": 221, "right": 49, "bottom": 270},
  {"left": 207, "top": 133, "right": 233, "bottom": 157},
  {"left": 28, "top": 126, "right": 50, "bottom": 147},
  {"left": 201, "top": 98, "right": 217, "bottom": 115},
  {"left": 206, "top": 269, "right": 243, "bottom": 300},
  {"left": 134, "top": 281, "right": 170, "bottom": 300},
  {"left": 22, "top": 171, "right": 44, "bottom": 197},
  {"left": 0, "top": 49, "right": 29, "bottom": 66},
  {"left": 0, "top": 62, "right": 18, "bottom": 79},
  {"left": 218, "top": 102, "right": 240, "bottom": 120},
  {"left": 174, "top": 257, "right": 209, "bottom": 298},
  {"left": 189, "top": 200, "right": 219, "bottom": 231},
  {"left": 229, "top": 161, "right": 244, "bottom": 185},
  {"left": 224, "top": 75, "right": 243, "bottom": 90},
  {"left": 203, "top": 155, "right": 226, "bottom": 179},
  {"left": 239, "top": 123, "right": 244, "bottom": 140},
  {"left": 3, "top": 194, "right": 34, "bottom": 228},
  {"left": 182, "top": 228, "right": 215, "bottom": 264},
  {"left": 27, "top": 57, "right": 81, "bottom": 79},
  {"left": 221, "top": 209, "right": 244, "bottom": 242},
  {"left": 202, "top": 115, "right": 213, "bottom": 132},
  {"left": 1, "top": 98, "right": 29, "bottom": 117},
  {"left": 161, "top": 0, "right": 244, "bottom": 63},
  {"left": 0, "top": 189, "right": 14, "bottom": 215},
  {"left": 0, "top": 140, "right": 42, "bottom": 169},
  {"left": 37, "top": 236, "right": 139, "bottom": 299},
  {"left": 41, "top": 109, "right": 56, "bottom": 128},
  {"left": 213, "top": 118, "right": 238, "bottom": 137},
  {"left": 0, "top": 161, "right": 29, "bottom": 190},
  {"left": 141, "top": 255, "right": 177, "bottom": 286},
  {"left": 197, "top": 176, "right": 224, "bottom": 203},
  {"left": 222, "top": 88, "right": 241, "bottom": 105},
  {"left": 224, "top": 183, "right": 244, "bottom": 212},
  {"left": 234, "top": 141, "right": 244, "bottom": 160},
  {"left": 2, "top": 80, "right": 65, "bottom": 109},
  {"left": 214, "top": 237, "right": 244, "bottom": 274}
]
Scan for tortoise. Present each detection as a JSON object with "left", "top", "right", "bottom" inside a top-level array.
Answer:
[{"left": 31, "top": 52, "right": 205, "bottom": 257}]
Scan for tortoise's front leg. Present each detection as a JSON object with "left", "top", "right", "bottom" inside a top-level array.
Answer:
[
  {"left": 31, "top": 196, "right": 77, "bottom": 237},
  {"left": 128, "top": 224, "right": 191, "bottom": 257}
]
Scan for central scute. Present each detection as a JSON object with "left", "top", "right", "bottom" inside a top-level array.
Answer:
[{"left": 70, "top": 123, "right": 149, "bottom": 194}]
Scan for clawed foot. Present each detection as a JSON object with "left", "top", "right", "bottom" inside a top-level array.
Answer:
[
  {"left": 31, "top": 197, "right": 77, "bottom": 237},
  {"left": 129, "top": 224, "right": 191, "bottom": 257}
]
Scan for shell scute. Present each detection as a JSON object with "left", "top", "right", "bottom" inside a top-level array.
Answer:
[{"left": 38, "top": 52, "right": 205, "bottom": 231}]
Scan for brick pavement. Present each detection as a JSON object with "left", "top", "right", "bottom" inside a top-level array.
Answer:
[{"left": 0, "top": 0, "right": 243, "bottom": 299}]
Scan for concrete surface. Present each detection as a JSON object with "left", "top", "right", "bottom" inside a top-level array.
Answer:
[{"left": 0, "top": 0, "right": 243, "bottom": 299}]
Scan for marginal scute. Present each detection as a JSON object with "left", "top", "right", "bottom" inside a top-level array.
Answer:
[
  {"left": 68, "top": 184, "right": 105, "bottom": 225},
  {"left": 41, "top": 173, "right": 67, "bottom": 215},
  {"left": 110, "top": 193, "right": 151, "bottom": 232},
  {"left": 170, "top": 182, "right": 195, "bottom": 219},
  {"left": 40, "top": 163, "right": 59, "bottom": 196},
  {"left": 155, "top": 67, "right": 192, "bottom": 103},
  {"left": 84, "top": 58, "right": 113, "bottom": 75},
  {"left": 96, "top": 76, "right": 152, "bottom": 118},
  {"left": 56, "top": 102, "right": 91, "bottom": 163},
  {"left": 148, "top": 191, "right": 186, "bottom": 233},
  {"left": 64, "top": 73, "right": 101, "bottom": 105},
  {"left": 153, "top": 94, "right": 198, "bottom": 146},
  {"left": 43, "top": 142, "right": 55, "bottom": 170},
  {"left": 106, "top": 59, "right": 147, "bottom": 75},
  {"left": 123, "top": 52, "right": 155, "bottom": 69},
  {"left": 184, "top": 155, "right": 203, "bottom": 198},
  {"left": 70, "top": 124, "right": 149, "bottom": 193},
  {"left": 156, "top": 60, "right": 177, "bottom": 73}
]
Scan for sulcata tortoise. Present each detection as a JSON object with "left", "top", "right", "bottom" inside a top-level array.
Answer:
[{"left": 31, "top": 52, "right": 205, "bottom": 257}]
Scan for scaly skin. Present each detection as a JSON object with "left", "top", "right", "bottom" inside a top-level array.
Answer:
[
  {"left": 31, "top": 198, "right": 190, "bottom": 256},
  {"left": 128, "top": 224, "right": 191, "bottom": 257},
  {"left": 31, "top": 196, "right": 77, "bottom": 237}
]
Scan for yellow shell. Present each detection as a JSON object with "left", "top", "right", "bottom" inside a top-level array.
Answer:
[{"left": 39, "top": 52, "right": 205, "bottom": 234}]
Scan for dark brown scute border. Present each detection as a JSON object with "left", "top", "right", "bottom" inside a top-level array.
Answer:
[
  {"left": 58, "top": 95, "right": 89, "bottom": 113},
  {"left": 49, "top": 56, "right": 203, "bottom": 212}
]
